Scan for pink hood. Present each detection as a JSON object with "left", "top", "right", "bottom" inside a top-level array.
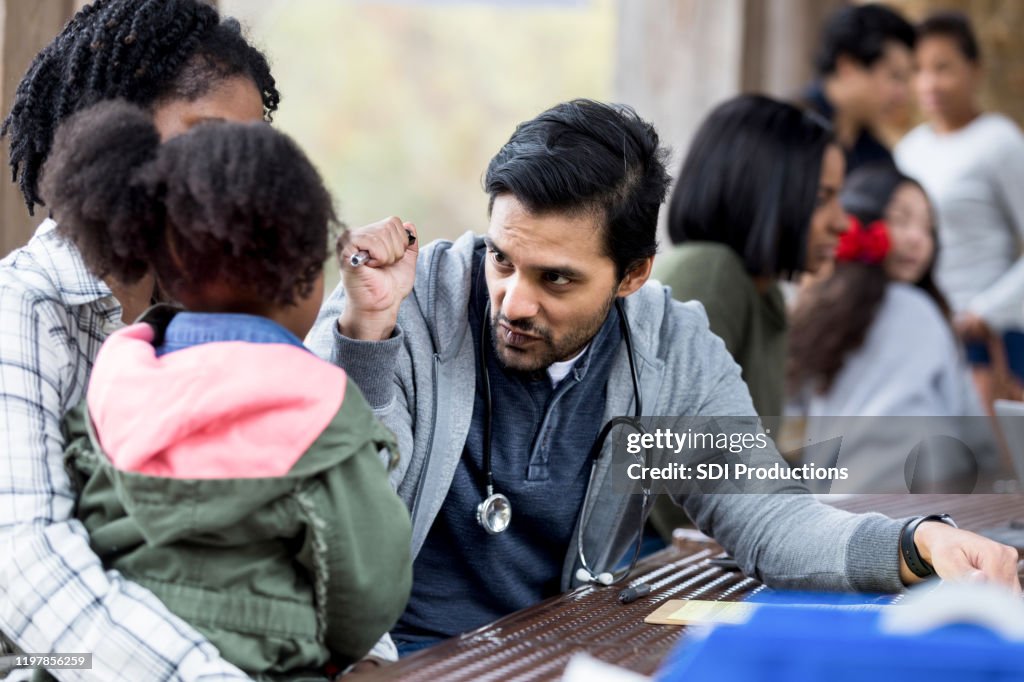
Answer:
[{"left": 86, "top": 323, "right": 347, "bottom": 479}]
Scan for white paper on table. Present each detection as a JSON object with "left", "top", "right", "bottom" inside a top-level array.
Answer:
[{"left": 561, "top": 653, "right": 652, "bottom": 682}]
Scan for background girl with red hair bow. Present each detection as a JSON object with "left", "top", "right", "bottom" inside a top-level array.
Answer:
[{"left": 787, "top": 163, "right": 993, "bottom": 491}]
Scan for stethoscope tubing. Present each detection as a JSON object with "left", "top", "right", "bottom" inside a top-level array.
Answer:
[{"left": 478, "top": 298, "right": 652, "bottom": 585}]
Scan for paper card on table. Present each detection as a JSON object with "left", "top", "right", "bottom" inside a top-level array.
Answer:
[
  {"left": 645, "top": 600, "right": 758, "bottom": 626},
  {"left": 644, "top": 599, "right": 888, "bottom": 626}
]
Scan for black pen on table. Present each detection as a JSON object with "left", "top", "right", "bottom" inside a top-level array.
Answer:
[{"left": 618, "top": 583, "right": 652, "bottom": 604}]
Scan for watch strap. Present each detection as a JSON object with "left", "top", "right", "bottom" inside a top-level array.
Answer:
[{"left": 900, "top": 514, "right": 957, "bottom": 578}]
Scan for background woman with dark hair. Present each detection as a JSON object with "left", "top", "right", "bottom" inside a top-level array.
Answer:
[
  {"left": 655, "top": 94, "right": 847, "bottom": 418},
  {"left": 787, "top": 164, "right": 988, "bottom": 491},
  {"left": 649, "top": 94, "right": 847, "bottom": 540},
  {"left": 0, "top": 1, "right": 285, "bottom": 676}
]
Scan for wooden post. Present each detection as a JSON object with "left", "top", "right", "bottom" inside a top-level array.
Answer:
[
  {"left": 741, "top": 0, "right": 844, "bottom": 98},
  {"left": 616, "top": 0, "right": 844, "bottom": 165},
  {"left": 614, "top": 0, "right": 843, "bottom": 240},
  {"left": 614, "top": 0, "right": 746, "bottom": 175},
  {"left": 0, "top": 0, "right": 77, "bottom": 257}
]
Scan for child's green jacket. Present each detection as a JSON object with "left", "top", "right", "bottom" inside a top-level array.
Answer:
[{"left": 63, "top": 309, "right": 412, "bottom": 679}]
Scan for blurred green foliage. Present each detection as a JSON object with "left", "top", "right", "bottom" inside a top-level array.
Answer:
[{"left": 221, "top": 0, "right": 613, "bottom": 292}]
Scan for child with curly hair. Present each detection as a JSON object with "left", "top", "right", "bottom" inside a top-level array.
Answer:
[
  {"left": 45, "top": 100, "right": 411, "bottom": 680},
  {"left": 0, "top": 2, "right": 284, "bottom": 676}
]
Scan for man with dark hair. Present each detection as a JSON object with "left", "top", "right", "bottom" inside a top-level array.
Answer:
[
  {"left": 802, "top": 3, "right": 915, "bottom": 173},
  {"left": 308, "top": 99, "right": 1020, "bottom": 662},
  {"left": 915, "top": 11, "right": 980, "bottom": 63}
]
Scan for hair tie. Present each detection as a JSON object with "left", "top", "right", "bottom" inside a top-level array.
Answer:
[{"left": 835, "top": 215, "right": 890, "bottom": 264}]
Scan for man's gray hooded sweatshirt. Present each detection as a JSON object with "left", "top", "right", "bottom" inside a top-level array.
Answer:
[{"left": 306, "top": 233, "right": 909, "bottom": 654}]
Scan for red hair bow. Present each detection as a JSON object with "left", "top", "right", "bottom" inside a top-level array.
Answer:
[{"left": 835, "top": 215, "right": 890, "bottom": 264}]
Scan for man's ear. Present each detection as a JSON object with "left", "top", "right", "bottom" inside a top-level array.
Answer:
[{"left": 616, "top": 256, "right": 654, "bottom": 298}]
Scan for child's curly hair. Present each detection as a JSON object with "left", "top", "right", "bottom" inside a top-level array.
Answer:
[{"left": 42, "top": 100, "right": 333, "bottom": 306}]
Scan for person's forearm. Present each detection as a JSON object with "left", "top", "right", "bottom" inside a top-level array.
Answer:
[
  {"left": 968, "top": 258, "right": 1024, "bottom": 330},
  {"left": 307, "top": 284, "right": 406, "bottom": 409},
  {"left": 325, "top": 323, "right": 404, "bottom": 410},
  {"left": 686, "top": 492, "right": 907, "bottom": 593},
  {"left": 339, "top": 309, "right": 399, "bottom": 342}
]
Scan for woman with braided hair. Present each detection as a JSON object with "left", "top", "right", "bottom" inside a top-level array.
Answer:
[
  {"left": 0, "top": 1, "right": 285, "bottom": 678},
  {"left": 4, "top": 0, "right": 278, "bottom": 212}
]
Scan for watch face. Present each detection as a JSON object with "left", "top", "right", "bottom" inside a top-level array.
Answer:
[{"left": 478, "top": 493, "right": 511, "bottom": 534}]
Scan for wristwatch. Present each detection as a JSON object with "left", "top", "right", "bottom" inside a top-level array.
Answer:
[{"left": 900, "top": 514, "right": 957, "bottom": 578}]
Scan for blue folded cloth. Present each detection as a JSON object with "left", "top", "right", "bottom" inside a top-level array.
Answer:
[{"left": 658, "top": 593, "right": 1024, "bottom": 681}]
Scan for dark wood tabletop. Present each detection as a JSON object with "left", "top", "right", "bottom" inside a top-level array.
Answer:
[{"left": 358, "top": 494, "right": 1024, "bottom": 682}]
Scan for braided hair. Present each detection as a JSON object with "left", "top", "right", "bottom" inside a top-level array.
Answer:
[
  {"left": 41, "top": 100, "right": 332, "bottom": 307},
  {"left": 2, "top": 0, "right": 280, "bottom": 214}
]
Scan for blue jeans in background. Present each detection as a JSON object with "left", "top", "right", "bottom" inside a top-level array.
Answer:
[{"left": 966, "top": 330, "right": 1024, "bottom": 383}]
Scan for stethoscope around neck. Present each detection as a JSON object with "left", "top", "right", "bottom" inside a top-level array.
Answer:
[{"left": 476, "top": 298, "right": 652, "bottom": 586}]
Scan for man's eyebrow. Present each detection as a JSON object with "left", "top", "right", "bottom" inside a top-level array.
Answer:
[
  {"left": 483, "top": 236, "right": 585, "bottom": 279},
  {"left": 542, "top": 264, "right": 585, "bottom": 280}
]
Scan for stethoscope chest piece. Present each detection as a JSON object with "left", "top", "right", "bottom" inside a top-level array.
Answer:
[{"left": 477, "top": 491, "right": 512, "bottom": 534}]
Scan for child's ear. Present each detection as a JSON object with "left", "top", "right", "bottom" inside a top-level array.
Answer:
[{"left": 280, "top": 271, "right": 326, "bottom": 340}]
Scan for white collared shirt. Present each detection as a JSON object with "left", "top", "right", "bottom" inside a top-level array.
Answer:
[{"left": 546, "top": 345, "right": 588, "bottom": 386}]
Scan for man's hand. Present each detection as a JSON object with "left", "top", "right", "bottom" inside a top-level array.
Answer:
[
  {"left": 336, "top": 217, "right": 419, "bottom": 341},
  {"left": 900, "top": 522, "right": 1021, "bottom": 593}
]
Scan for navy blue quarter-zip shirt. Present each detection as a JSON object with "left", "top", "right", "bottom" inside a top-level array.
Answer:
[{"left": 393, "top": 244, "right": 621, "bottom": 642}]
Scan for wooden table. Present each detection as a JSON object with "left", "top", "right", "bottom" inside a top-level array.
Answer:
[{"left": 360, "top": 495, "right": 1024, "bottom": 682}]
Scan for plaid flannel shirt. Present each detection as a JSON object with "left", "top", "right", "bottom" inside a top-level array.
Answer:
[{"left": 0, "top": 221, "right": 249, "bottom": 681}]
